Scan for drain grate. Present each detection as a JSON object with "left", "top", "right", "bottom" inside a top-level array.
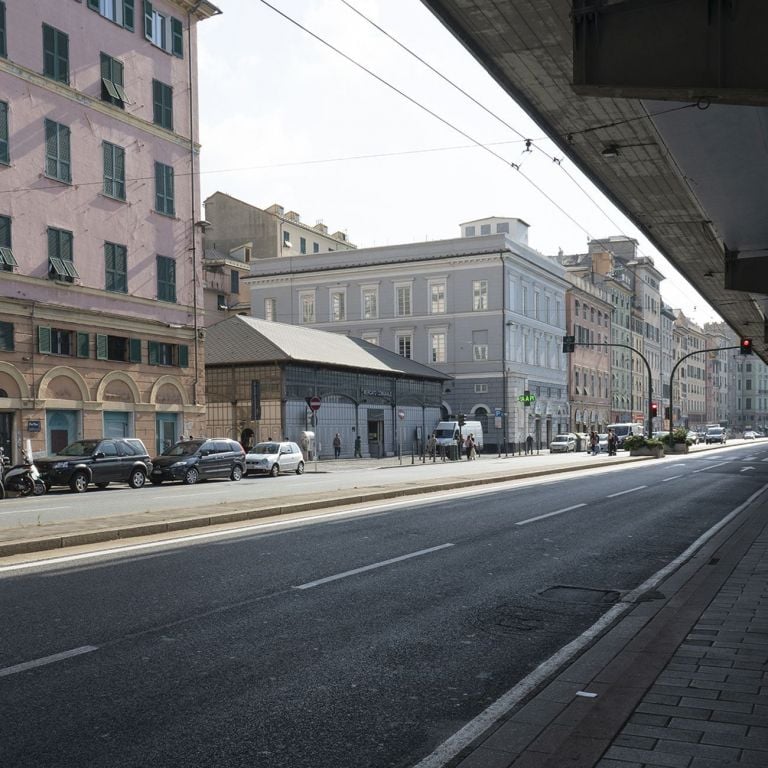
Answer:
[{"left": 538, "top": 584, "right": 620, "bottom": 605}]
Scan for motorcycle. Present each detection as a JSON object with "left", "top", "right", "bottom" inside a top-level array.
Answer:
[{"left": 0, "top": 446, "right": 46, "bottom": 497}]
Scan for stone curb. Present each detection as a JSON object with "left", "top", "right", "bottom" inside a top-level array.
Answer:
[{"left": 0, "top": 457, "right": 642, "bottom": 558}]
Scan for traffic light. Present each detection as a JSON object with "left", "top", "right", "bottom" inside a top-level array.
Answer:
[
  {"left": 650, "top": 402, "right": 658, "bottom": 417},
  {"left": 562, "top": 335, "right": 575, "bottom": 353},
  {"left": 458, "top": 413, "right": 465, "bottom": 427},
  {"left": 740, "top": 338, "right": 753, "bottom": 355}
]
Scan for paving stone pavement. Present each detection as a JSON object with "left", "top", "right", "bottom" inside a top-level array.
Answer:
[{"left": 597, "top": 527, "right": 768, "bottom": 768}]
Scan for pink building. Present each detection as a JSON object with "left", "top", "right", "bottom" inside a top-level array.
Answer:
[{"left": 0, "top": 0, "right": 220, "bottom": 459}]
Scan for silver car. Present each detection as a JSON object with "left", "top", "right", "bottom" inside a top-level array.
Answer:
[
  {"left": 549, "top": 433, "right": 577, "bottom": 453},
  {"left": 246, "top": 441, "right": 305, "bottom": 477}
]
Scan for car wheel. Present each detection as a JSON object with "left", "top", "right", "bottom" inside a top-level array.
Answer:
[
  {"left": 128, "top": 469, "right": 146, "bottom": 489},
  {"left": 182, "top": 467, "right": 199, "bottom": 485},
  {"left": 95, "top": 482, "right": 109, "bottom": 489},
  {"left": 230, "top": 464, "right": 243, "bottom": 481},
  {"left": 69, "top": 471, "right": 89, "bottom": 493},
  {"left": 296, "top": 461, "right": 304, "bottom": 475},
  {"left": 269, "top": 463, "right": 280, "bottom": 477}
]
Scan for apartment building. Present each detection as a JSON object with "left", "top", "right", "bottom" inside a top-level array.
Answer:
[
  {"left": 242, "top": 217, "right": 570, "bottom": 450},
  {"left": 0, "top": 0, "right": 219, "bottom": 459}
]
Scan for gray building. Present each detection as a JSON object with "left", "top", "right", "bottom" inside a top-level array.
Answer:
[
  {"left": 242, "top": 218, "right": 570, "bottom": 450},
  {"left": 204, "top": 315, "right": 448, "bottom": 459}
]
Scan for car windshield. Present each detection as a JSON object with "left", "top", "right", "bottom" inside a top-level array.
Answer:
[
  {"left": 252, "top": 443, "right": 280, "bottom": 454},
  {"left": 434, "top": 429, "right": 455, "bottom": 439},
  {"left": 162, "top": 440, "right": 204, "bottom": 456},
  {"left": 553, "top": 435, "right": 571, "bottom": 442},
  {"left": 57, "top": 440, "right": 101, "bottom": 456}
]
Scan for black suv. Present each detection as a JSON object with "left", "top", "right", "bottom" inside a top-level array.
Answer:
[
  {"left": 150, "top": 438, "right": 245, "bottom": 485},
  {"left": 36, "top": 438, "right": 153, "bottom": 493}
]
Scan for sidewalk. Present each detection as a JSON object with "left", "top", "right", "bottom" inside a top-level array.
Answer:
[{"left": 447, "top": 486, "right": 768, "bottom": 767}]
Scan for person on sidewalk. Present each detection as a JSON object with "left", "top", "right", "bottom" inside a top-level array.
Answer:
[
  {"left": 333, "top": 432, "right": 342, "bottom": 459},
  {"left": 354, "top": 435, "right": 362, "bottom": 458},
  {"left": 607, "top": 428, "right": 618, "bottom": 456},
  {"left": 427, "top": 432, "right": 437, "bottom": 462},
  {"left": 525, "top": 434, "right": 534, "bottom": 455}
]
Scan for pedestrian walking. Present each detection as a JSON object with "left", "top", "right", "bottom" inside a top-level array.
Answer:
[
  {"left": 607, "top": 428, "right": 618, "bottom": 456},
  {"left": 427, "top": 432, "right": 437, "bottom": 461},
  {"left": 354, "top": 435, "right": 362, "bottom": 458},
  {"left": 525, "top": 434, "right": 534, "bottom": 455},
  {"left": 333, "top": 432, "right": 342, "bottom": 459},
  {"left": 590, "top": 430, "right": 599, "bottom": 455},
  {"left": 465, "top": 433, "right": 477, "bottom": 460}
]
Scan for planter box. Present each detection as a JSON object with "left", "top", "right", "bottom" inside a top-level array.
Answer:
[
  {"left": 630, "top": 446, "right": 664, "bottom": 458},
  {"left": 664, "top": 443, "right": 689, "bottom": 454}
]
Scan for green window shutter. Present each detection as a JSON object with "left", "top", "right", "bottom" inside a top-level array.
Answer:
[
  {"left": 148, "top": 340, "right": 158, "bottom": 365},
  {"left": 43, "top": 24, "right": 55, "bottom": 77},
  {"left": 87, "top": 0, "right": 99, "bottom": 9},
  {"left": 143, "top": 0, "right": 153, "bottom": 39},
  {"left": 129, "top": 337, "right": 142, "bottom": 363},
  {"left": 47, "top": 226, "right": 57, "bottom": 258},
  {"left": 123, "top": 0, "right": 135, "bottom": 31},
  {"left": 0, "top": 321, "right": 13, "bottom": 352},
  {"left": 77, "top": 332, "right": 89, "bottom": 358},
  {"left": 100, "top": 52, "right": 111, "bottom": 80},
  {"left": 60, "top": 230, "right": 72, "bottom": 261},
  {"left": 0, "top": 101, "right": 8, "bottom": 164},
  {"left": 178, "top": 344, "right": 189, "bottom": 368},
  {"left": 96, "top": 333, "right": 108, "bottom": 360},
  {"left": 38, "top": 325, "right": 51, "bottom": 354},
  {"left": 171, "top": 17, "right": 183, "bottom": 58}
]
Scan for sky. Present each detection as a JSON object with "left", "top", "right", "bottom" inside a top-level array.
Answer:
[{"left": 196, "top": 0, "right": 722, "bottom": 326}]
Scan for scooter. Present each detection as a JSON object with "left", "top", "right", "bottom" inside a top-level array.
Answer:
[{"left": 0, "top": 446, "right": 46, "bottom": 497}]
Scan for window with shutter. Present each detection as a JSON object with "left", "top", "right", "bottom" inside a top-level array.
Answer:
[
  {"left": 152, "top": 79, "right": 173, "bottom": 130},
  {"left": 0, "top": 320, "right": 13, "bottom": 352},
  {"left": 105, "top": 241, "right": 127, "bottom": 292},
  {"left": 48, "top": 227, "right": 78, "bottom": 282},
  {"left": 38, "top": 326, "right": 52, "bottom": 354},
  {"left": 77, "top": 332, "right": 89, "bottom": 358},
  {"left": 154, "top": 162, "right": 174, "bottom": 216},
  {"left": 100, "top": 53, "right": 127, "bottom": 107},
  {"left": 130, "top": 337, "right": 142, "bottom": 363},
  {"left": 42, "top": 24, "right": 68, "bottom": 84},
  {"left": 0, "top": 214, "right": 14, "bottom": 271},
  {"left": 44, "top": 119, "right": 71, "bottom": 183},
  {"left": 103, "top": 141, "right": 126, "bottom": 200},
  {"left": 0, "top": 2, "right": 6, "bottom": 59},
  {"left": 156, "top": 255, "right": 176, "bottom": 302},
  {"left": 0, "top": 100, "right": 8, "bottom": 164}
]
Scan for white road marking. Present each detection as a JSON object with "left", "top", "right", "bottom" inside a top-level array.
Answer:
[
  {"left": 516, "top": 504, "right": 586, "bottom": 526},
  {"left": 662, "top": 475, "right": 683, "bottom": 482},
  {"left": 693, "top": 462, "right": 730, "bottom": 473},
  {"left": 293, "top": 543, "right": 454, "bottom": 590},
  {"left": 0, "top": 645, "right": 98, "bottom": 678},
  {"left": 412, "top": 482, "right": 768, "bottom": 768},
  {"left": 606, "top": 486, "right": 647, "bottom": 498}
]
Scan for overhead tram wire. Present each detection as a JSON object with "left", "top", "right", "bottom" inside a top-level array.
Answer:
[
  {"left": 257, "top": 0, "right": 638, "bottom": 251},
  {"left": 335, "top": 1, "right": 713, "bottom": 277}
]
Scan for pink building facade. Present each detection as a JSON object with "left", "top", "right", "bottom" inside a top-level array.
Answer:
[{"left": 0, "top": 0, "right": 219, "bottom": 460}]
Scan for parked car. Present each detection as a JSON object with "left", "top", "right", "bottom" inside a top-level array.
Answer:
[
  {"left": 246, "top": 441, "right": 305, "bottom": 476},
  {"left": 549, "top": 433, "right": 577, "bottom": 453},
  {"left": 744, "top": 430, "right": 758, "bottom": 440},
  {"left": 686, "top": 431, "right": 700, "bottom": 444},
  {"left": 35, "top": 438, "right": 152, "bottom": 493},
  {"left": 150, "top": 438, "right": 245, "bottom": 485},
  {"left": 705, "top": 427, "right": 727, "bottom": 444}
]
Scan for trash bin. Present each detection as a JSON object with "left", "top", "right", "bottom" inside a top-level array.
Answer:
[{"left": 447, "top": 444, "right": 459, "bottom": 461}]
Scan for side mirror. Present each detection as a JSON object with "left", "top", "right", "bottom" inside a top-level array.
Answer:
[{"left": 93, "top": 451, "right": 105, "bottom": 459}]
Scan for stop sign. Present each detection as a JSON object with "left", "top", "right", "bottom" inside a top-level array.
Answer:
[{"left": 308, "top": 396, "right": 321, "bottom": 412}]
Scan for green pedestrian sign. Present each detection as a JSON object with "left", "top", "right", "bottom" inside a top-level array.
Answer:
[{"left": 518, "top": 391, "right": 536, "bottom": 405}]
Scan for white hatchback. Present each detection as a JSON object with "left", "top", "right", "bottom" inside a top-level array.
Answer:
[{"left": 246, "top": 441, "right": 305, "bottom": 477}]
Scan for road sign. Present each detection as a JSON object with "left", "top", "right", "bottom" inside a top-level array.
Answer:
[
  {"left": 494, "top": 408, "right": 503, "bottom": 418},
  {"left": 397, "top": 409, "right": 405, "bottom": 420},
  {"left": 518, "top": 392, "right": 536, "bottom": 404},
  {"left": 308, "top": 396, "right": 321, "bottom": 412}
]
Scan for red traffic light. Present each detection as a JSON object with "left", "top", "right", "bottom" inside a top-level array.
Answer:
[
  {"left": 740, "top": 338, "right": 753, "bottom": 355},
  {"left": 650, "top": 402, "right": 658, "bottom": 416}
]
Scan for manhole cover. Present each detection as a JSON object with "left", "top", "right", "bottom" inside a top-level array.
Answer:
[{"left": 538, "top": 585, "right": 620, "bottom": 605}]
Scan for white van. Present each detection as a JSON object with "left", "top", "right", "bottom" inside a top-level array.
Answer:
[
  {"left": 606, "top": 422, "right": 644, "bottom": 448},
  {"left": 433, "top": 420, "right": 484, "bottom": 451}
]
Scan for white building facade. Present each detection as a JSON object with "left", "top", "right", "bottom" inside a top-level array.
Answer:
[{"left": 243, "top": 218, "right": 570, "bottom": 450}]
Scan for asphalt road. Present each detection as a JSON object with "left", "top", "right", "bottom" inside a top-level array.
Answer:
[{"left": 2, "top": 444, "right": 767, "bottom": 767}]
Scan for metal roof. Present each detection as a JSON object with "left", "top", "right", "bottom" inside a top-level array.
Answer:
[{"left": 205, "top": 315, "right": 450, "bottom": 380}]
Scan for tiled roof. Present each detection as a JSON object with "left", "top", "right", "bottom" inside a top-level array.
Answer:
[{"left": 205, "top": 315, "right": 450, "bottom": 381}]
